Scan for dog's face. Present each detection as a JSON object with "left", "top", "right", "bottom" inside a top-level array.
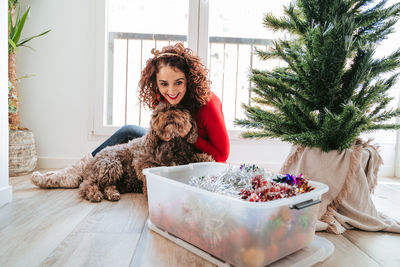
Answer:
[{"left": 150, "top": 103, "right": 194, "bottom": 142}]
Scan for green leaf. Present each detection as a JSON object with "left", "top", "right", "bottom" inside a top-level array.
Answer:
[
  {"left": 18, "top": 29, "right": 51, "bottom": 46},
  {"left": 12, "top": 7, "right": 29, "bottom": 43},
  {"left": 8, "top": 8, "right": 15, "bottom": 36},
  {"left": 8, "top": 39, "right": 17, "bottom": 53}
]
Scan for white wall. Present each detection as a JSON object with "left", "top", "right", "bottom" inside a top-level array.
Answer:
[
  {"left": 0, "top": 0, "right": 12, "bottom": 207},
  {"left": 17, "top": 0, "right": 106, "bottom": 167},
  {"left": 16, "top": 0, "right": 398, "bottom": 176}
]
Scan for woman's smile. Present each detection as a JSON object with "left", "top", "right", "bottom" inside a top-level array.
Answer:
[{"left": 167, "top": 93, "right": 179, "bottom": 100}]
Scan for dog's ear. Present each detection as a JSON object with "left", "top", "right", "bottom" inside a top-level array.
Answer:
[
  {"left": 144, "top": 129, "right": 158, "bottom": 147},
  {"left": 186, "top": 114, "right": 198, "bottom": 144}
]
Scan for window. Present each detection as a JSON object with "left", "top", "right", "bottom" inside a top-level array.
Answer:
[
  {"left": 95, "top": 0, "right": 290, "bottom": 134},
  {"left": 207, "top": 0, "right": 290, "bottom": 129},
  {"left": 360, "top": 0, "right": 400, "bottom": 176}
]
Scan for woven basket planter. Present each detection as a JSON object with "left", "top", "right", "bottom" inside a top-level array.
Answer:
[{"left": 9, "top": 130, "right": 38, "bottom": 176}]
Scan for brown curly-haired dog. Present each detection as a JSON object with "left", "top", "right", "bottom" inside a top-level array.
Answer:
[{"left": 78, "top": 103, "right": 214, "bottom": 202}]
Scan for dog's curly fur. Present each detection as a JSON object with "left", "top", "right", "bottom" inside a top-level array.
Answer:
[{"left": 78, "top": 103, "right": 214, "bottom": 202}]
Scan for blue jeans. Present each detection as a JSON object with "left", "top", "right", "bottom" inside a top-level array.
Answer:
[{"left": 91, "top": 125, "right": 147, "bottom": 157}]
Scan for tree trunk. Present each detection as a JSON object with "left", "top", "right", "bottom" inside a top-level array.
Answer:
[{"left": 8, "top": 51, "right": 21, "bottom": 130}]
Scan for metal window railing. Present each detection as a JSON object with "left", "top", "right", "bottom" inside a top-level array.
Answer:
[{"left": 106, "top": 32, "right": 273, "bottom": 129}]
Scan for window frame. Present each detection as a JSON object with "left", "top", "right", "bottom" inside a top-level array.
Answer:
[
  {"left": 93, "top": 0, "right": 208, "bottom": 136},
  {"left": 93, "top": 0, "right": 113, "bottom": 135}
]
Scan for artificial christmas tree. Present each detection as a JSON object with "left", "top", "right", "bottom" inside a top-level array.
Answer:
[{"left": 236, "top": 0, "right": 400, "bottom": 233}]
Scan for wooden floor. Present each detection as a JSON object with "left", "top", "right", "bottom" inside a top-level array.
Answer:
[{"left": 0, "top": 169, "right": 399, "bottom": 267}]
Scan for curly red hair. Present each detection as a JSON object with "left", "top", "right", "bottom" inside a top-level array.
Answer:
[{"left": 138, "top": 43, "right": 211, "bottom": 113}]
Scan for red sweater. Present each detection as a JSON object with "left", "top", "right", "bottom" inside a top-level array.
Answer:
[{"left": 194, "top": 93, "right": 230, "bottom": 162}]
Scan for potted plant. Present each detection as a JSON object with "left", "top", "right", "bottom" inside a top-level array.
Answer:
[
  {"left": 236, "top": 0, "right": 400, "bottom": 234},
  {"left": 8, "top": 0, "right": 50, "bottom": 176}
]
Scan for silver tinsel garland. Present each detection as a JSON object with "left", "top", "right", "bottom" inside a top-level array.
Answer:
[{"left": 189, "top": 164, "right": 276, "bottom": 199}]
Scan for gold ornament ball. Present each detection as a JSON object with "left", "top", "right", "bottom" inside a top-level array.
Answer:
[{"left": 242, "top": 247, "right": 265, "bottom": 267}]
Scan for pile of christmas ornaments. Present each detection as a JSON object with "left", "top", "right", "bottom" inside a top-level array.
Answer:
[{"left": 189, "top": 164, "right": 314, "bottom": 202}]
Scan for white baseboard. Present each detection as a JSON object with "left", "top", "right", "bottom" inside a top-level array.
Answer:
[
  {"left": 0, "top": 185, "right": 12, "bottom": 207},
  {"left": 379, "top": 165, "right": 396, "bottom": 178},
  {"left": 395, "top": 167, "right": 400, "bottom": 178},
  {"left": 37, "top": 157, "right": 80, "bottom": 169}
]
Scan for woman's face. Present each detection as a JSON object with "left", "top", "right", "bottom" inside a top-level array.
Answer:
[{"left": 156, "top": 65, "right": 187, "bottom": 105}]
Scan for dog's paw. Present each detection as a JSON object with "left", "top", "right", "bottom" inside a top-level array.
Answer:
[
  {"left": 103, "top": 185, "right": 121, "bottom": 201},
  {"left": 105, "top": 190, "right": 121, "bottom": 201},
  {"left": 192, "top": 153, "right": 215, "bottom": 163},
  {"left": 108, "top": 192, "right": 121, "bottom": 201},
  {"left": 87, "top": 190, "right": 103, "bottom": 202}
]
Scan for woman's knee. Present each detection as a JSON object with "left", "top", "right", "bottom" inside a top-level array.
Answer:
[{"left": 117, "top": 125, "right": 147, "bottom": 138}]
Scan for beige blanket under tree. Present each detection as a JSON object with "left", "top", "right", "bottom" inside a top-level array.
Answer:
[{"left": 281, "top": 139, "right": 400, "bottom": 234}]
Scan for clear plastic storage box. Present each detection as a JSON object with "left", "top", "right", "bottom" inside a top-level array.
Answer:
[{"left": 143, "top": 162, "right": 329, "bottom": 267}]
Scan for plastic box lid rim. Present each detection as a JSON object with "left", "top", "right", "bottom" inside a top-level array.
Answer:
[{"left": 143, "top": 162, "right": 329, "bottom": 208}]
